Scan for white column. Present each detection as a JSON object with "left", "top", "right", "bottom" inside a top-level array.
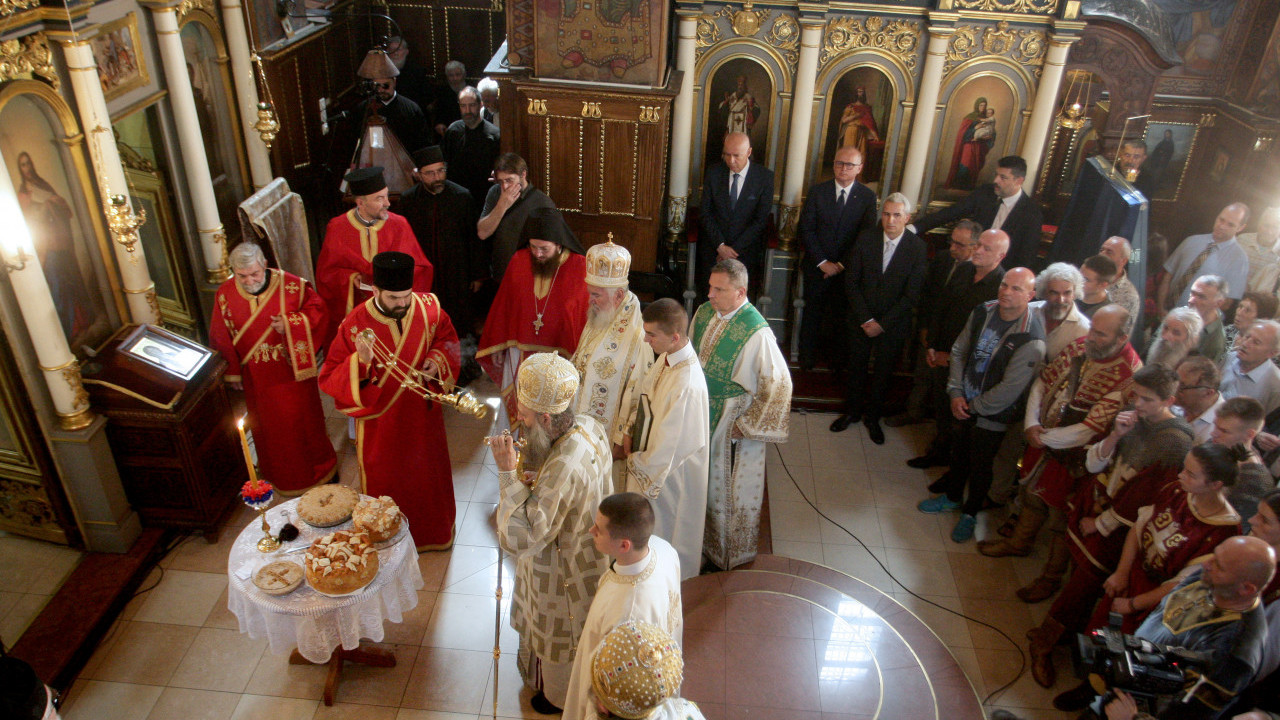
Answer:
[
  {"left": 1019, "top": 34, "right": 1077, "bottom": 195},
  {"left": 0, "top": 154, "right": 95, "bottom": 431},
  {"left": 151, "top": 5, "right": 229, "bottom": 284},
  {"left": 666, "top": 11, "right": 699, "bottom": 238},
  {"left": 58, "top": 39, "right": 161, "bottom": 325},
  {"left": 220, "top": 0, "right": 273, "bottom": 188},
  {"left": 899, "top": 27, "right": 955, "bottom": 207},
  {"left": 777, "top": 19, "right": 824, "bottom": 250}
]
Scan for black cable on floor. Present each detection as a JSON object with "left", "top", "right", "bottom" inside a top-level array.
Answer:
[{"left": 773, "top": 425, "right": 1028, "bottom": 707}]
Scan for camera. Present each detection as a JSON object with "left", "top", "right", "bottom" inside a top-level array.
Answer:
[{"left": 1073, "top": 613, "right": 1212, "bottom": 713}]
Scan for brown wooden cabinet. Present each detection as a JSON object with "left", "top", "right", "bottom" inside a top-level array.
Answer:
[
  {"left": 498, "top": 72, "right": 679, "bottom": 272},
  {"left": 82, "top": 325, "right": 247, "bottom": 540}
]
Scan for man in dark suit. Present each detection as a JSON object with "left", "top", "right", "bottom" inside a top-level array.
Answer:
[
  {"left": 697, "top": 131, "right": 775, "bottom": 302},
  {"left": 832, "top": 192, "right": 928, "bottom": 443},
  {"left": 913, "top": 155, "right": 1044, "bottom": 271},
  {"left": 797, "top": 146, "right": 878, "bottom": 371}
]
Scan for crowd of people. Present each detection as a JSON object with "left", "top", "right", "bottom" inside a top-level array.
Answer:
[{"left": 208, "top": 84, "right": 1280, "bottom": 716}]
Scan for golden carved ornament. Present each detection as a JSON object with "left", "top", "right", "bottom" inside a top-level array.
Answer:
[
  {"left": 253, "top": 101, "right": 280, "bottom": 150},
  {"left": 953, "top": 0, "right": 1058, "bottom": 14},
  {"left": 666, "top": 196, "right": 687, "bottom": 236},
  {"left": 178, "top": 0, "right": 215, "bottom": 18},
  {"left": 638, "top": 106, "right": 661, "bottom": 123},
  {"left": 0, "top": 0, "right": 37, "bottom": 20},
  {"left": 695, "top": 15, "right": 721, "bottom": 48},
  {"left": 527, "top": 98, "right": 548, "bottom": 116},
  {"left": 766, "top": 14, "right": 799, "bottom": 72},
  {"left": 820, "top": 16, "right": 922, "bottom": 74},
  {"left": 946, "top": 22, "right": 1046, "bottom": 75},
  {"left": 982, "top": 20, "right": 1017, "bottom": 55},
  {"left": 776, "top": 204, "right": 799, "bottom": 251},
  {"left": 725, "top": 2, "right": 769, "bottom": 38},
  {"left": 60, "top": 364, "right": 90, "bottom": 410},
  {"left": 106, "top": 194, "right": 147, "bottom": 259},
  {"left": 580, "top": 101, "right": 602, "bottom": 119},
  {"left": 0, "top": 35, "right": 58, "bottom": 89}
]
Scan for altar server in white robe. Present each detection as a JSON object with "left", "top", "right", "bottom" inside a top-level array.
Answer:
[
  {"left": 617, "top": 298, "right": 709, "bottom": 579},
  {"left": 563, "top": 493, "right": 683, "bottom": 720},
  {"left": 570, "top": 235, "right": 653, "bottom": 460},
  {"left": 590, "top": 620, "right": 706, "bottom": 720},
  {"left": 691, "top": 258, "right": 792, "bottom": 571}
]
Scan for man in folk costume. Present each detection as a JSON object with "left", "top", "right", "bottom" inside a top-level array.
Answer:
[
  {"left": 478, "top": 207, "right": 589, "bottom": 427},
  {"left": 979, "top": 304, "right": 1142, "bottom": 603},
  {"left": 315, "top": 167, "right": 433, "bottom": 346},
  {"left": 210, "top": 242, "right": 336, "bottom": 494},
  {"left": 692, "top": 258, "right": 793, "bottom": 571},
  {"left": 563, "top": 493, "right": 683, "bottom": 720},
  {"left": 487, "top": 353, "right": 612, "bottom": 714},
  {"left": 570, "top": 234, "right": 653, "bottom": 446},
  {"left": 619, "top": 299, "right": 710, "bottom": 579},
  {"left": 318, "top": 251, "right": 460, "bottom": 550}
]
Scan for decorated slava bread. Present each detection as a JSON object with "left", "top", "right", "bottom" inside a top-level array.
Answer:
[
  {"left": 253, "top": 561, "right": 304, "bottom": 596},
  {"left": 305, "top": 530, "right": 379, "bottom": 595},
  {"left": 352, "top": 495, "right": 402, "bottom": 542},
  {"left": 297, "top": 485, "right": 358, "bottom": 527}
]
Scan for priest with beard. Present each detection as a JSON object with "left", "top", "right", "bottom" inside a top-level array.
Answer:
[
  {"left": 319, "top": 251, "right": 461, "bottom": 550},
  {"left": 477, "top": 207, "right": 589, "bottom": 426},
  {"left": 487, "top": 353, "right": 612, "bottom": 715},
  {"left": 570, "top": 235, "right": 653, "bottom": 454},
  {"left": 396, "top": 146, "right": 484, "bottom": 335},
  {"left": 1146, "top": 306, "right": 1203, "bottom": 370}
]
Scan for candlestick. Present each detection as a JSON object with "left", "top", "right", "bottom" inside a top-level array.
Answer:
[{"left": 237, "top": 416, "right": 259, "bottom": 490}]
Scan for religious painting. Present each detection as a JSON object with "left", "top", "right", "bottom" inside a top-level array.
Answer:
[
  {"left": 0, "top": 93, "right": 114, "bottom": 352},
  {"left": 702, "top": 57, "right": 772, "bottom": 178},
  {"left": 181, "top": 19, "right": 250, "bottom": 231},
  {"left": 1139, "top": 121, "right": 1199, "bottom": 201},
  {"left": 1153, "top": 0, "right": 1239, "bottom": 76},
  {"left": 1207, "top": 148, "right": 1230, "bottom": 185},
  {"left": 92, "top": 14, "right": 149, "bottom": 102},
  {"left": 932, "top": 75, "right": 1016, "bottom": 200},
  {"left": 531, "top": 0, "right": 669, "bottom": 86},
  {"left": 819, "top": 66, "right": 893, "bottom": 191}
]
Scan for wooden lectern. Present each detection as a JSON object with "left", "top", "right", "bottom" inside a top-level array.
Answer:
[{"left": 82, "top": 324, "right": 246, "bottom": 540}]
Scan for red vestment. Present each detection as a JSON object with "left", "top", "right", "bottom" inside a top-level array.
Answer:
[
  {"left": 319, "top": 294, "right": 461, "bottom": 550},
  {"left": 209, "top": 270, "right": 336, "bottom": 494},
  {"left": 476, "top": 248, "right": 588, "bottom": 423},
  {"left": 315, "top": 210, "right": 433, "bottom": 346}
]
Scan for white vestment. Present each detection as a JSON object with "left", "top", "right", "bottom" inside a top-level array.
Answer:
[
  {"left": 620, "top": 342, "right": 710, "bottom": 579},
  {"left": 691, "top": 302, "right": 792, "bottom": 570},
  {"left": 651, "top": 698, "right": 708, "bottom": 720},
  {"left": 571, "top": 291, "right": 653, "bottom": 447},
  {"left": 562, "top": 536, "right": 684, "bottom": 720}
]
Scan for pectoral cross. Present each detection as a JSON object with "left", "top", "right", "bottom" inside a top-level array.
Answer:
[{"left": 533, "top": 314, "right": 544, "bottom": 335}]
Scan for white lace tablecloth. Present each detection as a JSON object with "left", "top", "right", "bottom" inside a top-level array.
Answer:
[{"left": 226, "top": 497, "right": 423, "bottom": 663}]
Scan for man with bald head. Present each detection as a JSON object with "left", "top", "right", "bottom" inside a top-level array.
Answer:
[
  {"left": 1238, "top": 206, "right": 1280, "bottom": 295},
  {"left": 1099, "top": 236, "right": 1140, "bottom": 325},
  {"left": 796, "top": 146, "right": 878, "bottom": 371},
  {"left": 1088, "top": 535, "right": 1274, "bottom": 720},
  {"left": 918, "top": 266, "right": 1044, "bottom": 543},
  {"left": 696, "top": 131, "right": 775, "bottom": 301},
  {"left": 1221, "top": 320, "right": 1280, "bottom": 415},
  {"left": 1158, "top": 202, "right": 1252, "bottom": 310}
]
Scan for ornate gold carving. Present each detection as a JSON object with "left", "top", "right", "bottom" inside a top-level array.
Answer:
[
  {"left": 59, "top": 363, "right": 90, "bottom": 410},
  {"left": 767, "top": 15, "right": 800, "bottom": 70},
  {"left": 178, "top": 0, "right": 214, "bottom": 17},
  {"left": 253, "top": 101, "right": 280, "bottom": 150},
  {"left": 820, "top": 16, "right": 922, "bottom": 75},
  {"left": 982, "top": 20, "right": 1017, "bottom": 54},
  {"left": 0, "top": 35, "right": 58, "bottom": 89},
  {"left": 638, "top": 106, "right": 661, "bottom": 123},
  {"left": 57, "top": 407, "right": 94, "bottom": 431},
  {"left": 1199, "top": 113, "right": 1215, "bottom": 127},
  {"left": 953, "top": 0, "right": 1057, "bottom": 13},
  {"left": 0, "top": 477, "right": 60, "bottom": 537},
  {"left": 105, "top": 194, "right": 147, "bottom": 259},
  {"left": 776, "top": 203, "right": 799, "bottom": 252},
  {"left": 580, "top": 101, "right": 602, "bottom": 119},
  {"left": 725, "top": 2, "right": 768, "bottom": 37},
  {"left": 945, "top": 22, "right": 1046, "bottom": 75},
  {"left": 205, "top": 229, "right": 230, "bottom": 283},
  {"left": 527, "top": 98, "right": 548, "bottom": 116},
  {"left": 666, "top": 195, "right": 687, "bottom": 236},
  {"left": 0, "top": 0, "right": 37, "bottom": 20},
  {"left": 695, "top": 15, "right": 720, "bottom": 48}
]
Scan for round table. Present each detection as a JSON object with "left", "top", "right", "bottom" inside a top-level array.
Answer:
[{"left": 226, "top": 496, "right": 424, "bottom": 704}]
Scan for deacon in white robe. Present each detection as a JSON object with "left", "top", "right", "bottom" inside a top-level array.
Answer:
[
  {"left": 692, "top": 259, "right": 792, "bottom": 570},
  {"left": 490, "top": 353, "right": 612, "bottom": 712},
  {"left": 563, "top": 493, "right": 683, "bottom": 720},
  {"left": 618, "top": 298, "right": 710, "bottom": 579},
  {"left": 571, "top": 238, "right": 653, "bottom": 454}
]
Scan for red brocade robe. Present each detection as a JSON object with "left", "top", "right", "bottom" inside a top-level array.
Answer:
[
  {"left": 319, "top": 294, "right": 460, "bottom": 550},
  {"left": 210, "top": 270, "right": 336, "bottom": 494},
  {"left": 315, "top": 210, "right": 434, "bottom": 346},
  {"left": 476, "top": 248, "right": 589, "bottom": 423},
  {"left": 1025, "top": 339, "right": 1141, "bottom": 511}
]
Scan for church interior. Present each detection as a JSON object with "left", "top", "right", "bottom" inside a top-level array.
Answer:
[{"left": 1, "top": 0, "right": 1279, "bottom": 717}]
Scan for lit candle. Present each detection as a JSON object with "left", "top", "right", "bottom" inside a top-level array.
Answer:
[{"left": 237, "top": 416, "right": 259, "bottom": 490}]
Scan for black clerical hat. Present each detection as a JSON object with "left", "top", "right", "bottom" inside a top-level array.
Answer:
[
  {"left": 345, "top": 166, "right": 386, "bottom": 196},
  {"left": 371, "top": 251, "right": 414, "bottom": 291},
  {"left": 520, "top": 207, "right": 585, "bottom": 254},
  {"left": 412, "top": 146, "right": 444, "bottom": 169}
]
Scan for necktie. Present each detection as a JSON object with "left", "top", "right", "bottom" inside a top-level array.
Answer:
[
  {"left": 730, "top": 173, "right": 740, "bottom": 208},
  {"left": 837, "top": 188, "right": 846, "bottom": 208},
  {"left": 1174, "top": 243, "right": 1216, "bottom": 302},
  {"left": 992, "top": 199, "right": 1011, "bottom": 230},
  {"left": 883, "top": 240, "right": 894, "bottom": 271}
]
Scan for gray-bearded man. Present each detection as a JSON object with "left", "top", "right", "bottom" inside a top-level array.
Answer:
[{"left": 1146, "top": 307, "right": 1203, "bottom": 370}]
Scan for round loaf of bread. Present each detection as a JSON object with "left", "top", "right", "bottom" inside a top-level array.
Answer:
[
  {"left": 352, "top": 495, "right": 402, "bottom": 543},
  {"left": 297, "top": 485, "right": 358, "bottom": 528},
  {"left": 304, "top": 530, "right": 379, "bottom": 595},
  {"left": 253, "top": 561, "right": 304, "bottom": 596}
]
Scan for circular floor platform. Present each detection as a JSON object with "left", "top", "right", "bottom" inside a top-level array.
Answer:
[{"left": 681, "top": 554, "right": 986, "bottom": 720}]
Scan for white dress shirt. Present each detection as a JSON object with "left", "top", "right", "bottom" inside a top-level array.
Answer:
[
  {"left": 991, "top": 193, "right": 1018, "bottom": 231},
  {"left": 882, "top": 232, "right": 903, "bottom": 271}
]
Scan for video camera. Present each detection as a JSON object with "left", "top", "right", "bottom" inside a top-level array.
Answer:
[{"left": 1073, "top": 613, "right": 1212, "bottom": 714}]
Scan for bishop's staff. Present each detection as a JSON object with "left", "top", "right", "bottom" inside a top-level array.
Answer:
[{"left": 483, "top": 429, "right": 525, "bottom": 720}]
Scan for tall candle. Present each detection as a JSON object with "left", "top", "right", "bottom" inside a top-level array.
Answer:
[{"left": 237, "top": 416, "right": 259, "bottom": 490}]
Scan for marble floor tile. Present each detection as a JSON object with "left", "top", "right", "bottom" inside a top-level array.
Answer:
[
  {"left": 229, "top": 695, "right": 320, "bottom": 720},
  {"left": 92, "top": 621, "right": 199, "bottom": 685},
  {"left": 132, "top": 570, "right": 229, "bottom": 627},
  {"left": 62, "top": 680, "right": 164, "bottom": 720},
  {"left": 145, "top": 687, "right": 242, "bottom": 720},
  {"left": 168, "top": 627, "right": 268, "bottom": 693}
]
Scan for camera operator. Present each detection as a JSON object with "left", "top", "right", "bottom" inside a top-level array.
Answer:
[{"left": 1095, "top": 536, "right": 1275, "bottom": 720}]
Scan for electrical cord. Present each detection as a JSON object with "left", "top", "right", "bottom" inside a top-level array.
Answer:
[{"left": 772, "top": 420, "right": 1028, "bottom": 706}]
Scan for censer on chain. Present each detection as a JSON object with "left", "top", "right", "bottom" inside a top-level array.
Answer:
[{"left": 357, "top": 329, "right": 488, "bottom": 418}]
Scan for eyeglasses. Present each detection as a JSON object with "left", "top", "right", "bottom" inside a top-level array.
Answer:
[
  {"left": 1176, "top": 383, "right": 1212, "bottom": 392},
  {"left": 833, "top": 161, "right": 863, "bottom": 169}
]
